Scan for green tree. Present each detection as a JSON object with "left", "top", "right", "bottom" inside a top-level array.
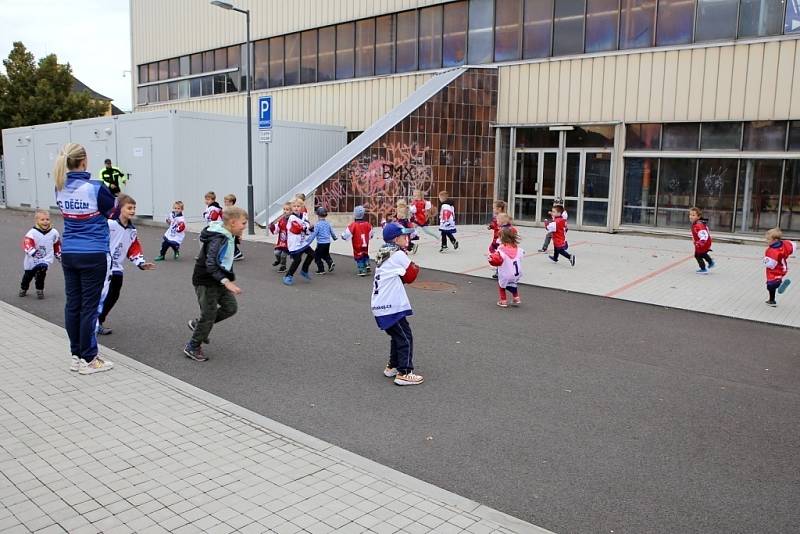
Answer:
[{"left": 0, "top": 42, "right": 108, "bottom": 153}]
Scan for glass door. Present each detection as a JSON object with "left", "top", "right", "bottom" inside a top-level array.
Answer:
[
  {"left": 581, "top": 152, "right": 612, "bottom": 227},
  {"left": 513, "top": 150, "right": 560, "bottom": 223}
]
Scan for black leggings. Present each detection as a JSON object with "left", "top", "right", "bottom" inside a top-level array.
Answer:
[
  {"left": 551, "top": 246, "right": 572, "bottom": 262},
  {"left": 21, "top": 265, "right": 48, "bottom": 290},
  {"left": 98, "top": 273, "right": 124, "bottom": 324},
  {"left": 767, "top": 280, "right": 781, "bottom": 302},
  {"left": 287, "top": 247, "right": 315, "bottom": 276},
  {"left": 315, "top": 243, "right": 334, "bottom": 270},
  {"left": 441, "top": 232, "right": 457, "bottom": 248},
  {"left": 160, "top": 238, "right": 180, "bottom": 256},
  {"left": 695, "top": 252, "right": 713, "bottom": 269}
]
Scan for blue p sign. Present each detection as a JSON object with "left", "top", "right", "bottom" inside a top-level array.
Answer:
[{"left": 258, "top": 96, "right": 272, "bottom": 129}]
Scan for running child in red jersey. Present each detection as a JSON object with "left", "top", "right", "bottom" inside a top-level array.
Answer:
[
  {"left": 545, "top": 205, "right": 575, "bottom": 266},
  {"left": 409, "top": 189, "right": 437, "bottom": 238},
  {"left": 689, "top": 207, "right": 715, "bottom": 274},
  {"left": 342, "top": 205, "right": 374, "bottom": 276},
  {"left": 763, "top": 227, "right": 796, "bottom": 307}
]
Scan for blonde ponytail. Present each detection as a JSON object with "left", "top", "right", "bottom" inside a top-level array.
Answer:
[{"left": 53, "top": 143, "right": 87, "bottom": 191}]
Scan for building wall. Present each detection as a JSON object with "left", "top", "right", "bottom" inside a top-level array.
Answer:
[
  {"left": 497, "top": 39, "right": 800, "bottom": 125},
  {"left": 140, "top": 72, "right": 434, "bottom": 131},
  {"left": 131, "top": 0, "right": 452, "bottom": 64}
]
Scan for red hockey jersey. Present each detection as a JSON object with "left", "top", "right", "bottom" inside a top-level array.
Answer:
[
  {"left": 764, "top": 239, "right": 797, "bottom": 282},
  {"left": 691, "top": 219, "right": 712, "bottom": 254}
]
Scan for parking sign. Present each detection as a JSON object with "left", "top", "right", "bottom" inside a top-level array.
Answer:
[{"left": 258, "top": 96, "right": 272, "bottom": 129}]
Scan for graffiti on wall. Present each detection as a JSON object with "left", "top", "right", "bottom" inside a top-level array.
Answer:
[{"left": 316, "top": 142, "right": 433, "bottom": 223}]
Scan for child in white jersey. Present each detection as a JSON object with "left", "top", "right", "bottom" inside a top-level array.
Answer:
[
  {"left": 96, "top": 195, "right": 156, "bottom": 335},
  {"left": 203, "top": 191, "right": 223, "bottom": 224},
  {"left": 19, "top": 210, "right": 61, "bottom": 299},
  {"left": 488, "top": 227, "right": 524, "bottom": 308},
  {"left": 155, "top": 201, "right": 186, "bottom": 261},
  {"left": 372, "top": 222, "right": 423, "bottom": 386},
  {"left": 438, "top": 190, "right": 459, "bottom": 252}
]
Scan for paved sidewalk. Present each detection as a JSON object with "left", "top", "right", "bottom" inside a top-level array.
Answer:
[
  {"left": 0, "top": 301, "right": 548, "bottom": 534},
  {"left": 219, "top": 221, "right": 798, "bottom": 329}
]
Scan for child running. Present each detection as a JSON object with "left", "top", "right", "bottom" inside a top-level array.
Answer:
[
  {"left": 97, "top": 195, "right": 156, "bottom": 335},
  {"left": 491, "top": 212, "right": 517, "bottom": 279},
  {"left": 19, "top": 210, "right": 61, "bottom": 299},
  {"left": 269, "top": 202, "right": 291, "bottom": 272},
  {"left": 488, "top": 227, "right": 524, "bottom": 308},
  {"left": 203, "top": 191, "right": 222, "bottom": 225},
  {"left": 341, "top": 205, "right": 373, "bottom": 276},
  {"left": 539, "top": 199, "right": 568, "bottom": 253},
  {"left": 689, "top": 207, "right": 715, "bottom": 274},
  {"left": 396, "top": 201, "right": 419, "bottom": 254},
  {"left": 545, "top": 205, "right": 575, "bottom": 266},
  {"left": 283, "top": 198, "right": 315, "bottom": 285},
  {"left": 763, "top": 228, "right": 796, "bottom": 307},
  {"left": 372, "top": 222, "right": 423, "bottom": 386},
  {"left": 224, "top": 194, "right": 244, "bottom": 261},
  {"left": 438, "top": 191, "right": 459, "bottom": 252},
  {"left": 184, "top": 206, "right": 247, "bottom": 361},
  {"left": 409, "top": 189, "right": 437, "bottom": 238},
  {"left": 311, "top": 207, "right": 337, "bottom": 274},
  {"left": 155, "top": 201, "right": 186, "bottom": 261}
]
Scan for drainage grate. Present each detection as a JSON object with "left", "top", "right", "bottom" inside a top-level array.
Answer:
[{"left": 410, "top": 280, "right": 457, "bottom": 291}]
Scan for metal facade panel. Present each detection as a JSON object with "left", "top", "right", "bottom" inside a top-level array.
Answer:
[
  {"left": 759, "top": 41, "right": 781, "bottom": 119},
  {"left": 774, "top": 40, "right": 796, "bottom": 119},
  {"left": 701, "top": 47, "right": 720, "bottom": 121},
  {"left": 716, "top": 46, "right": 735, "bottom": 119},
  {"left": 649, "top": 52, "right": 665, "bottom": 122},
  {"left": 661, "top": 51, "right": 679, "bottom": 121},
  {"left": 687, "top": 48, "right": 706, "bottom": 120},
  {"left": 589, "top": 58, "right": 604, "bottom": 122},
  {"left": 624, "top": 54, "right": 640, "bottom": 121},
  {"left": 729, "top": 45, "right": 750, "bottom": 119},
  {"left": 744, "top": 43, "right": 765, "bottom": 119},
  {"left": 636, "top": 53, "right": 652, "bottom": 121}
]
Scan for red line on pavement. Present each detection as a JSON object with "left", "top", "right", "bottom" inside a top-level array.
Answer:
[{"left": 604, "top": 255, "right": 694, "bottom": 298}]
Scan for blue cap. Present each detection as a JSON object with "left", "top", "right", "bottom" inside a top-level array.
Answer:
[
  {"left": 353, "top": 205, "right": 366, "bottom": 219},
  {"left": 383, "top": 222, "right": 412, "bottom": 242}
]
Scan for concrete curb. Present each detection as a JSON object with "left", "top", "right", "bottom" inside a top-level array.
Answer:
[{"left": 3, "top": 300, "right": 556, "bottom": 534}]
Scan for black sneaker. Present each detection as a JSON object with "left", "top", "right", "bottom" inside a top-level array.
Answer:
[
  {"left": 187, "top": 319, "right": 210, "bottom": 344},
  {"left": 272, "top": 259, "right": 280, "bottom": 266},
  {"left": 765, "top": 300, "right": 777, "bottom": 307},
  {"left": 18, "top": 289, "right": 27, "bottom": 297},
  {"left": 277, "top": 265, "right": 287, "bottom": 273},
  {"left": 328, "top": 263, "right": 335, "bottom": 273},
  {"left": 570, "top": 254, "right": 576, "bottom": 267},
  {"left": 453, "top": 240, "right": 459, "bottom": 250},
  {"left": 183, "top": 343, "right": 208, "bottom": 362},
  {"left": 492, "top": 272, "right": 498, "bottom": 280},
  {"left": 233, "top": 250, "right": 244, "bottom": 261},
  {"left": 315, "top": 269, "right": 326, "bottom": 275}
]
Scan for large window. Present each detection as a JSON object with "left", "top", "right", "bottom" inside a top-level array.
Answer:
[
  {"left": 214, "top": 48, "right": 227, "bottom": 70},
  {"left": 158, "top": 60, "right": 169, "bottom": 80},
  {"left": 626, "top": 123, "right": 662, "bottom": 149},
  {"left": 396, "top": 11, "right": 418, "bottom": 72},
  {"left": 619, "top": 0, "right": 656, "bottom": 49},
  {"left": 375, "top": 15, "right": 396, "bottom": 75},
  {"left": 301, "top": 30, "right": 318, "bottom": 84},
  {"left": 656, "top": 0, "right": 695, "bottom": 45},
  {"left": 788, "top": 0, "right": 800, "bottom": 33},
  {"left": 468, "top": 0, "right": 495, "bottom": 63},
  {"left": 169, "top": 58, "right": 180, "bottom": 79},
  {"left": 443, "top": 1, "right": 468, "bottom": 66},
  {"left": 700, "top": 122, "right": 741, "bottom": 150},
  {"left": 202, "top": 51, "right": 214, "bottom": 72},
  {"left": 523, "top": 0, "right": 554, "bottom": 58},
  {"left": 139, "top": 65, "right": 148, "bottom": 84},
  {"left": 585, "top": 0, "right": 619, "bottom": 52},
  {"left": 623, "top": 158, "right": 658, "bottom": 224},
  {"left": 695, "top": 158, "right": 738, "bottom": 229},
  {"left": 744, "top": 121, "right": 787, "bottom": 151},
  {"left": 419, "top": 6, "right": 444, "bottom": 69},
  {"left": 284, "top": 33, "right": 300, "bottom": 86},
  {"left": 657, "top": 158, "right": 697, "bottom": 227},
  {"left": 269, "top": 36, "right": 284, "bottom": 88},
  {"left": 781, "top": 161, "right": 800, "bottom": 232},
  {"left": 736, "top": 159, "right": 783, "bottom": 231},
  {"left": 738, "top": 0, "right": 784, "bottom": 37},
  {"left": 355, "top": 19, "right": 375, "bottom": 77},
  {"left": 318, "top": 26, "right": 336, "bottom": 82},
  {"left": 553, "top": 0, "right": 586, "bottom": 56},
  {"left": 695, "top": 0, "right": 738, "bottom": 41},
  {"left": 662, "top": 123, "right": 700, "bottom": 150},
  {"left": 495, "top": 0, "right": 523, "bottom": 61},
  {"left": 190, "top": 54, "right": 202, "bottom": 75},
  {"left": 179, "top": 56, "right": 190, "bottom": 77},
  {"left": 336, "top": 23, "right": 355, "bottom": 80},
  {"left": 254, "top": 40, "right": 268, "bottom": 89}
]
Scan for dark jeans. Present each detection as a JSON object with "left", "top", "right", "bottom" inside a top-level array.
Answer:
[
  {"left": 695, "top": 252, "right": 714, "bottom": 269},
  {"left": 440, "top": 231, "right": 457, "bottom": 248},
  {"left": 160, "top": 238, "right": 180, "bottom": 256},
  {"left": 767, "top": 280, "right": 781, "bottom": 302},
  {"left": 274, "top": 248, "right": 288, "bottom": 267},
  {"left": 315, "top": 243, "right": 334, "bottom": 271},
  {"left": 541, "top": 232, "right": 552, "bottom": 250},
  {"left": 62, "top": 252, "right": 108, "bottom": 362},
  {"left": 551, "top": 246, "right": 572, "bottom": 262},
  {"left": 190, "top": 284, "right": 238, "bottom": 347},
  {"left": 386, "top": 317, "right": 414, "bottom": 374},
  {"left": 287, "top": 247, "right": 315, "bottom": 276},
  {"left": 21, "top": 264, "right": 48, "bottom": 290},
  {"left": 98, "top": 273, "right": 123, "bottom": 324}
]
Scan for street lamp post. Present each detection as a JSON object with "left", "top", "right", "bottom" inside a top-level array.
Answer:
[{"left": 210, "top": 0, "right": 255, "bottom": 235}]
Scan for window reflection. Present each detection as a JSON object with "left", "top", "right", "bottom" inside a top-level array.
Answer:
[
  {"left": 443, "top": 2, "right": 468, "bottom": 66},
  {"left": 468, "top": 0, "right": 495, "bottom": 63},
  {"left": 269, "top": 36, "right": 284, "bottom": 87},
  {"left": 336, "top": 23, "right": 355, "bottom": 80},
  {"left": 700, "top": 122, "right": 741, "bottom": 150},
  {"left": 254, "top": 40, "right": 268, "bottom": 89},
  {"left": 375, "top": 15, "right": 396, "bottom": 75},
  {"left": 657, "top": 158, "right": 697, "bottom": 228},
  {"left": 495, "top": 0, "right": 523, "bottom": 61},
  {"left": 214, "top": 48, "right": 227, "bottom": 70},
  {"left": 553, "top": 0, "right": 586, "bottom": 56},
  {"left": 285, "top": 33, "right": 300, "bottom": 86},
  {"left": 619, "top": 0, "right": 656, "bottom": 49},
  {"left": 623, "top": 158, "right": 658, "bottom": 224},
  {"left": 523, "top": 0, "right": 553, "bottom": 58},
  {"left": 190, "top": 54, "right": 202, "bottom": 75},
  {"left": 656, "top": 0, "right": 695, "bottom": 45},
  {"left": 301, "top": 30, "right": 317, "bottom": 84},
  {"left": 781, "top": 161, "right": 800, "bottom": 232},
  {"left": 419, "top": 6, "right": 443, "bottom": 69},
  {"left": 169, "top": 58, "right": 179, "bottom": 79},
  {"left": 738, "top": 0, "right": 784, "bottom": 37},
  {"left": 585, "top": 0, "right": 619, "bottom": 52},
  {"left": 695, "top": 0, "right": 738, "bottom": 41},
  {"left": 662, "top": 123, "right": 700, "bottom": 150},
  {"left": 696, "top": 158, "right": 737, "bottom": 230},
  {"left": 736, "top": 159, "right": 783, "bottom": 231},
  {"left": 743, "top": 121, "right": 787, "bottom": 151},
  {"left": 626, "top": 123, "right": 661, "bottom": 149},
  {"left": 318, "top": 27, "right": 335, "bottom": 82},
  {"left": 396, "top": 11, "right": 418, "bottom": 72},
  {"left": 356, "top": 19, "right": 375, "bottom": 77}
]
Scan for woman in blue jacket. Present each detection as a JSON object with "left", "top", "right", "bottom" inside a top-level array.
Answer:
[{"left": 54, "top": 143, "right": 117, "bottom": 374}]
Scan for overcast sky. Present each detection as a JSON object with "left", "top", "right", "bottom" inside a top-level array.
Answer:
[{"left": 0, "top": 0, "right": 132, "bottom": 111}]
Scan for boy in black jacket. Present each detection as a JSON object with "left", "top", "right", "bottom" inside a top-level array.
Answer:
[{"left": 184, "top": 206, "right": 247, "bottom": 361}]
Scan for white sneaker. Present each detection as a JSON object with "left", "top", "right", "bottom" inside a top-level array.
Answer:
[
  {"left": 78, "top": 357, "right": 114, "bottom": 375},
  {"left": 394, "top": 372, "right": 424, "bottom": 386},
  {"left": 384, "top": 366, "right": 398, "bottom": 377},
  {"left": 70, "top": 355, "right": 79, "bottom": 372}
]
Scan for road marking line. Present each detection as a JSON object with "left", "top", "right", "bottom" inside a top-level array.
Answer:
[{"left": 604, "top": 254, "right": 694, "bottom": 298}]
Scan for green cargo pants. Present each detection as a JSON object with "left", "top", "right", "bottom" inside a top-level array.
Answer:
[{"left": 191, "top": 284, "right": 237, "bottom": 347}]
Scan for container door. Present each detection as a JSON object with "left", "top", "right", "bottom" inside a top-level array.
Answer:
[
  {"left": 125, "top": 138, "right": 154, "bottom": 216},
  {"left": 15, "top": 143, "right": 35, "bottom": 206}
]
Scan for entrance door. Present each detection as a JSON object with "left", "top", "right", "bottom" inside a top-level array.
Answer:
[
  {"left": 513, "top": 150, "right": 559, "bottom": 223},
  {"left": 124, "top": 138, "right": 154, "bottom": 216}
]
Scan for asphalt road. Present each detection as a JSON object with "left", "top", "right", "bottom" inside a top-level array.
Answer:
[{"left": 2, "top": 208, "right": 798, "bottom": 534}]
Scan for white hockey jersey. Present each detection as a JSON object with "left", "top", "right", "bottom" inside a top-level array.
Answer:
[
  {"left": 439, "top": 202, "right": 456, "bottom": 232},
  {"left": 164, "top": 212, "right": 186, "bottom": 245},
  {"left": 371, "top": 249, "right": 414, "bottom": 329},
  {"left": 287, "top": 213, "right": 312, "bottom": 253},
  {"left": 496, "top": 245, "right": 524, "bottom": 289},
  {"left": 22, "top": 227, "right": 61, "bottom": 271},
  {"left": 108, "top": 219, "right": 145, "bottom": 273}
]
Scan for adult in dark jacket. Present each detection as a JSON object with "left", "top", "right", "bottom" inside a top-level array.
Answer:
[{"left": 184, "top": 206, "right": 247, "bottom": 361}]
